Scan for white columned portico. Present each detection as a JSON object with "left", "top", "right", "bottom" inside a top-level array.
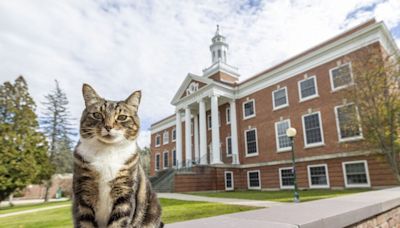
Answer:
[
  {"left": 211, "top": 95, "right": 222, "bottom": 164},
  {"left": 229, "top": 100, "right": 239, "bottom": 164},
  {"left": 198, "top": 99, "right": 207, "bottom": 164},
  {"left": 194, "top": 114, "right": 199, "bottom": 163},
  {"left": 185, "top": 107, "right": 192, "bottom": 166},
  {"left": 175, "top": 111, "right": 183, "bottom": 167}
]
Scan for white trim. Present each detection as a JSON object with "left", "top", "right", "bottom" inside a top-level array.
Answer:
[
  {"left": 275, "top": 119, "right": 292, "bottom": 152},
  {"left": 247, "top": 170, "right": 261, "bottom": 190},
  {"left": 329, "top": 62, "right": 354, "bottom": 92},
  {"left": 155, "top": 153, "right": 160, "bottom": 171},
  {"left": 226, "top": 136, "right": 232, "bottom": 157},
  {"left": 172, "top": 128, "right": 176, "bottom": 142},
  {"left": 224, "top": 171, "right": 234, "bottom": 191},
  {"left": 242, "top": 99, "right": 256, "bottom": 120},
  {"left": 279, "top": 167, "right": 294, "bottom": 189},
  {"left": 244, "top": 128, "right": 259, "bottom": 157},
  {"left": 302, "top": 111, "right": 325, "bottom": 148},
  {"left": 162, "top": 130, "right": 169, "bottom": 145},
  {"left": 226, "top": 107, "right": 231, "bottom": 124},
  {"left": 155, "top": 134, "right": 161, "bottom": 147},
  {"left": 334, "top": 103, "right": 364, "bottom": 142},
  {"left": 298, "top": 75, "right": 319, "bottom": 102},
  {"left": 272, "top": 87, "right": 289, "bottom": 110},
  {"left": 342, "top": 160, "right": 371, "bottom": 188},
  {"left": 307, "top": 164, "right": 330, "bottom": 189},
  {"left": 162, "top": 150, "right": 169, "bottom": 169}
]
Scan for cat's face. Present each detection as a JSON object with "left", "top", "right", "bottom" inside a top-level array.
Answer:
[{"left": 80, "top": 84, "right": 141, "bottom": 144}]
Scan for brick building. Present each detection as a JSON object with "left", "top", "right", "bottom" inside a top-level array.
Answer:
[{"left": 150, "top": 19, "right": 399, "bottom": 192}]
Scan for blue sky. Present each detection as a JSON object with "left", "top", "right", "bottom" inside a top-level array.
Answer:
[{"left": 0, "top": 0, "right": 399, "bottom": 147}]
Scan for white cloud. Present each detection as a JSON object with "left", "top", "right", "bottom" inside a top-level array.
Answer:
[{"left": 0, "top": 0, "right": 398, "bottom": 147}]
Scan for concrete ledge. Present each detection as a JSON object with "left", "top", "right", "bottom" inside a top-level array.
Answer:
[{"left": 167, "top": 187, "right": 400, "bottom": 228}]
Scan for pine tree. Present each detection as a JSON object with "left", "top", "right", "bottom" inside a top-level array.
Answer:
[
  {"left": 41, "top": 80, "right": 75, "bottom": 201},
  {"left": 0, "top": 76, "right": 52, "bottom": 202}
]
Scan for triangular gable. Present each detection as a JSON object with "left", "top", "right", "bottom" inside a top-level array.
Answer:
[
  {"left": 171, "top": 73, "right": 212, "bottom": 105},
  {"left": 180, "top": 80, "right": 207, "bottom": 99}
]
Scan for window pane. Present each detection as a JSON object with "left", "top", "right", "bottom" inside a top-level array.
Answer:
[
  {"left": 277, "top": 121, "right": 291, "bottom": 149},
  {"left": 310, "top": 166, "right": 327, "bottom": 185},
  {"left": 246, "top": 130, "right": 257, "bottom": 154},
  {"left": 304, "top": 114, "right": 322, "bottom": 144},
  {"left": 227, "top": 137, "right": 232, "bottom": 155},
  {"left": 173, "top": 150, "right": 177, "bottom": 166},
  {"left": 274, "top": 89, "right": 287, "bottom": 107},
  {"left": 346, "top": 163, "right": 367, "bottom": 184},
  {"left": 226, "top": 173, "right": 232, "bottom": 188},
  {"left": 226, "top": 108, "right": 230, "bottom": 123},
  {"left": 156, "top": 155, "right": 160, "bottom": 170},
  {"left": 163, "top": 153, "right": 168, "bottom": 167},
  {"left": 332, "top": 65, "right": 352, "bottom": 88},
  {"left": 337, "top": 104, "right": 361, "bottom": 139},
  {"left": 300, "top": 78, "right": 316, "bottom": 98},
  {"left": 281, "top": 169, "right": 294, "bottom": 186},
  {"left": 249, "top": 172, "right": 260, "bottom": 187},
  {"left": 244, "top": 101, "right": 254, "bottom": 117}
]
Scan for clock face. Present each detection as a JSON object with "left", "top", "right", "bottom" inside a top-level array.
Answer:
[{"left": 186, "top": 82, "right": 199, "bottom": 95}]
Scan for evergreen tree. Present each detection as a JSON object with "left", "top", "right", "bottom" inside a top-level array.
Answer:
[
  {"left": 138, "top": 146, "right": 151, "bottom": 176},
  {"left": 41, "top": 80, "right": 75, "bottom": 201},
  {"left": 0, "top": 76, "right": 52, "bottom": 202}
]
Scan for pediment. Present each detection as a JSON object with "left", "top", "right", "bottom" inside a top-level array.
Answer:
[{"left": 171, "top": 74, "right": 212, "bottom": 105}]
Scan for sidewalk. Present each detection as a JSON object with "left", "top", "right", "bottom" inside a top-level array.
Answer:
[
  {"left": 157, "top": 193, "right": 285, "bottom": 208},
  {"left": 0, "top": 197, "right": 69, "bottom": 207}
]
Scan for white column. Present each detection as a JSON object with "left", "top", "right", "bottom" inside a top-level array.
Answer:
[
  {"left": 185, "top": 107, "right": 192, "bottom": 167},
  {"left": 211, "top": 95, "right": 222, "bottom": 164},
  {"left": 175, "top": 111, "right": 183, "bottom": 168},
  {"left": 194, "top": 114, "right": 199, "bottom": 163},
  {"left": 230, "top": 100, "right": 240, "bottom": 164},
  {"left": 199, "top": 99, "right": 207, "bottom": 164}
]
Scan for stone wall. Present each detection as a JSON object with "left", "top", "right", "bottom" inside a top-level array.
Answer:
[{"left": 347, "top": 206, "right": 400, "bottom": 228}]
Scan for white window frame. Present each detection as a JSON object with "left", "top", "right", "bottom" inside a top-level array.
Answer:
[
  {"left": 242, "top": 99, "right": 256, "bottom": 120},
  {"left": 279, "top": 167, "right": 294, "bottom": 189},
  {"left": 244, "top": 128, "right": 258, "bottom": 157},
  {"left": 272, "top": 87, "right": 289, "bottom": 110},
  {"left": 298, "top": 76, "right": 319, "bottom": 102},
  {"left": 342, "top": 160, "right": 371, "bottom": 188},
  {"left": 155, "top": 134, "right": 161, "bottom": 147},
  {"left": 155, "top": 153, "right": 160, "bottom": 171},
  {"left": 163, "top": 151, "right": 169, "bottom": 169},
  {"left": 163, "top": 130, "right": 169, "bottom": 145},
  {"left": 226, "top": 107, "right": 231, "bottom": 124},
  {"left": 334, "top": 103, "right": 363, "bottom": 142},
  {"left": 302, "top": 111, "right": 325, "bottom": 148},
  {"left": 226, "top": 136, "right": 232, "bottom": 157},
  {"left": 207, "top": 114, "right": 212, "bottom": 130},
  {"left": 307, "top": 164, "right": 330, "bottom": 189},
  {"left": 329, "top": 62, "right": 354, "bottom": 92},
  {"left": 274, "top": 119, "right": 292, "bottom": 152},
  {"left": 172, "top": 148, "right": 177, "bottom": 168},
  {"left": 172, "top": 128, "right": 176, "bottom": 142},
  {"left": 224, "top": 171, "right": 234, "bottom": 191},
  {"left": 247, "top": 170, "right": 261, "bottom": 190}
]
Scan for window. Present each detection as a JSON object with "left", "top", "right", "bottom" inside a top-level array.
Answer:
[
  {"left": 226, "top": 107, "right": 231, "bottom": 124},
  {"left": 243, "top": 99, "right": 255, "bottom": 119},
  {"left": 279, "top": 167, "right": 294, "bottom": 189},
  {"left": 343, "top": 161, "right": 370, "bottom": 188},
  {"left": 245, "top": 128, "right": 258, "bottom": 156},
  {"left": 218, "top": 50, "right": 221, "bottom": 58},
  {"left": 172, "top": 128, "right": 176, "bottom": 142},
  {"left": 163, "top": 151, "right": 169, "bottom": 169},
  {"left": 155, "top": 154, "right": 160, "bottom": 171},
  {"left": 308, "top": 164, "right": 329, "bottom": 188},
  {"left": 298, "top": 76, "right": 318, "bottom": 101},
  {"left": 172, "top": 149, "right": 177, "bottom": 167},
  {"left": 302, "top": 112, "right": 324, "bottom": 147},
  {"left": 272, "top": 87, "right": 288, "bottom": 110},
  {"left": 163, "top": 131, "right": 169, "bottom": 145},
  {"left": 226, "top": 136, "right": 232, "bottom": 156},
  {"left": 335, "top": 104, "right": 362, "bottom": 142},
  {"left": 207, "top": 114, "right": 212, "bottom": 130},
  {"left": 275, "top": 120, "right": 292, "bottom": 152},
  {"left": 225, "top": 171, "right": 234, "bottom": 191},
  {"left": 155, "top": 135, "right": 161, "bottom": 147},
  {"left": 330, "top": 63, "right": 353, "bottom": 91},
  {"left": 247, "top": 170, "right": 261, "bottom": 189}
]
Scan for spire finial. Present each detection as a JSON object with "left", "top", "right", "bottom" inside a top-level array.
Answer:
[{"left": 216, "top": 24, "right": 220, "bottom": 35}]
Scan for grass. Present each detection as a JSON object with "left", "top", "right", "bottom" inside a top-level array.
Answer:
[
  {"left": 188, "top": 189, "right": 371, "bottom": 202},
  {"left": 0, "top": 200, "right": 70, "bottom": 215},
  {"left": 0, "top": 198, "right": 258, "bottom": 227}
]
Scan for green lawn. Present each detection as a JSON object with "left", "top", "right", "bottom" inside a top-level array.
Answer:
[
  {"left": 188, "top": 189, "right": 371, "bottom": 202},
  {"left": 0, "top": 200, "right": 70, "bottom": 215},
  {"left": 0, "top": 198, "right": 258, "bottom": 227}
]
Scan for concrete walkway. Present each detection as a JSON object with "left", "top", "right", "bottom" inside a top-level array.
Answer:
[
  {"left": 0, "top": 204, "right": 70, "bottom": 218},
  {"left": 0, "top": 198, "right": 69, "bottom": 207},
  {"left": 166, "top": 187, "right": 400, "bottom": 228},
  {"left": 157, "top": 193, "right": 285, "bottom": 208}
]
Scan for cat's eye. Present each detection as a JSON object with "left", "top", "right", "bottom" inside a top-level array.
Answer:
[
  {"left": 117, "top": 115, "right": 128, "bottom": 121},
  {"left": 92, "top": 112, "right": 103, "bottom": 119}
]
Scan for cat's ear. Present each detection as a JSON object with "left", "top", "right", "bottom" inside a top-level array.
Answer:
[
  {"left": 82, "top": 84, "right": 101, "bottom": 107},
  {"left": 125, "top": 90, "right": 141, "bottom": 108}
]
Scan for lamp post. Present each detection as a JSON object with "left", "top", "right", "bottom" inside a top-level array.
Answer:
[{"left": 286, "top": 127, "right": 299, "bottom": 203}]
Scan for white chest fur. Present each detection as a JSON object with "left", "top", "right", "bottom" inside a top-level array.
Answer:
[{"left": 77, "top": 138, "right": 137, "bottom": 228}]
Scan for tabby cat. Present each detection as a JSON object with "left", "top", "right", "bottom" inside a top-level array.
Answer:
[{"left": 72, "top": 84, "right": 163, "bottom": 228}]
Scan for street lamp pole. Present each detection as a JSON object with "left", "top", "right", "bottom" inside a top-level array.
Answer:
[{"left": 286, "top": 127, "right": 299, "bottom": 203}]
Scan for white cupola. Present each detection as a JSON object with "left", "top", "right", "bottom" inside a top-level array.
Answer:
[{"left": 210, "top": 25, "right": 229, "bottom": 64}]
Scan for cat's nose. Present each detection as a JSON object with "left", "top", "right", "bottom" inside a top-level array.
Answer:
[{"left": 104, "top": 126, "right": 112, "bottom": 131}]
